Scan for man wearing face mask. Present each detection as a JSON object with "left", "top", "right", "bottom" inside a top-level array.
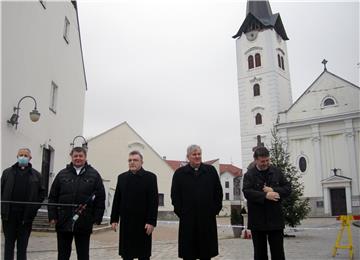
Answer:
[{"left": 1, "top": 148, "right": 46, "bottom": 260}]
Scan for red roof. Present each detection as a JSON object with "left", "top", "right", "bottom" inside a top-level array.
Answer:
[
  {"left": 220, "top": 164, "right": 242, "bottom": 177},
  {"left": 165, "top": 160, "right": 188, "bottom": 171}
]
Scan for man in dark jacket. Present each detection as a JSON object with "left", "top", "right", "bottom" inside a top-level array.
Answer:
[
  {"left": 243, "top": 146, "right": 291, "bottom": 260},
  {"left": 110, "top": 150, "right": 158, "bottom": 260},
  {"left": 171, "top": 144, "right": 223, "bottom": 260},
  {"left": 1, "top": 148, "right": 46, "bottom": 260},
  {"left": 48, "top": 147, "right": 105, "bottom": 260}
]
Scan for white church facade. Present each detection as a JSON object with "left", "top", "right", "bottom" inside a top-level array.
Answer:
[
  {"left": 277, "top": 70, "right": 360, "bottom": 216},
  {"left": 234, "top": 0, "right": 359, "bottom": 216}
]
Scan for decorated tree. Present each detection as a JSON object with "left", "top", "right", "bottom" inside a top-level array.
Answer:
[{"left": 270, "top": 128, "right": 311, "bottom": 228}]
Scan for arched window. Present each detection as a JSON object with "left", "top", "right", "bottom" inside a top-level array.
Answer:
[
  {"left": 253, "top": 84, "right": 260, "bottom": 96},
  {"left": 323, "top": 98, "right": 335, "bottom": 106},
  {"left": 255, "top": 53, "right": 261, "bottom": 67},
  {"left": 277, "top": 54, "right": 281, "bottom": 68},
  {"left": 248, "top": 55, "right": 254, "bottom": 69},
  {"left": 281, "top": 56, "right": 285, "bottom": 70},
  {"left": 255, "top": 113, "right": 262, "bottom": 125}
]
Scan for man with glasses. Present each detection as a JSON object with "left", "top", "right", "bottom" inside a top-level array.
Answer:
[{"left": 111, "top": 150, "right": 159, "bottom": 260}]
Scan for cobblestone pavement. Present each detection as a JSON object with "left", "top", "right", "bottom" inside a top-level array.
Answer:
[{"left": 1, "top": 217, "right": 359, "bottom": 259}]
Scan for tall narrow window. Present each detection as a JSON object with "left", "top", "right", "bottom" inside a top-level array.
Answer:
[
  {"left": 225, "top": 181, "right": 229, "bottom": 188},
  {"left": 248, "top": 55, "right": 254, "bottom": 69},
  {"left": 255, "top": 113, "right": 262, "bottom": 125},
  {"left": 50, "top": 81, "right": 58, "bottom": 113},
  {"left": 255, "top": 53, "right": 261, "bottom": 67},
  {"left": 253, "top": 84, "right": 260, "bottom": 96},
  {"left": 63, "top": 17, "right": 70, "bottom": 44},
  {"left": 158, "top": 193, "right": 164, "bottom": 206},
  {"left": 281, "top": 56, "right": 285, "bottom": 70},
  {"left": 225, "top": 193, "right": 230, "bottom": 200},
  {"left": 277, "top": 54, "right": 281, "bottom": 68}
]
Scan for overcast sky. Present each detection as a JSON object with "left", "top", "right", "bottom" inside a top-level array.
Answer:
[{"left": 77, "top": 0, "right": 359, "bottom": 168}]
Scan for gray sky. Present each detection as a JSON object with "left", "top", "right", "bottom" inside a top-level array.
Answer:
[{"left": 78, "top": 0, "right": 359, "bottom": 168}]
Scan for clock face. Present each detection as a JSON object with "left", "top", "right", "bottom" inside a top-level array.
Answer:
[{"left": 246, "top": 31, "right": 258, "bottom": 41}]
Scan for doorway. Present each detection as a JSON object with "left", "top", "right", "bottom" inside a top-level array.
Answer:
[
  {"left": 330, "top": 188, "right": 347, "bottom": 216},
  {"left": 41, "top": 147, "right": 53, "bottom": 196}
]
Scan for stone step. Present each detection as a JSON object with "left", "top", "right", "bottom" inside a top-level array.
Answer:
[{"left": 32, "top": 209, "right": 110, "bottom": 233}]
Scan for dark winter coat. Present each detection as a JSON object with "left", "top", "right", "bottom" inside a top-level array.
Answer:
[
  {"left": 48, "top": 163, "right": 105, "bottom": 233},
  {"left": 171, "top": 163, "right": 223, "bottom": 259},
  {"left": 243, "top": 165, "right": 291, "bottom": 231},
  {"left": 110, "top": 168, "right": 158, "bottom": 258},
  {"left": 1, "top": 163, "right": 46, "bottom": 223}
]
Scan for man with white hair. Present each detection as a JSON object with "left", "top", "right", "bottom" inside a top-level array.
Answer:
[
  {"left": 1, "top": 148, "right": 45, "bottom": 260},
  {"left": 171, "top": 145, "right": 223, "bottom": 260}
]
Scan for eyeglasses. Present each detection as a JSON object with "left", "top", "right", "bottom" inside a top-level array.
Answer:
[{"left": 128, "top": 159, "right": 140, "bottom": 162}]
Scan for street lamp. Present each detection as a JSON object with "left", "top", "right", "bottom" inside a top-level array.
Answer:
[
  {"left": 7, "top": 96, "right": 41, "bottom": 129},
  {"left": 70, "top": 135, "right": 88, "bottom": 150}
]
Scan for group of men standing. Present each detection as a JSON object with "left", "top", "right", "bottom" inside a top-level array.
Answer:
[{"left": 1, "top": 144, "right": 291, "bottom": 260}]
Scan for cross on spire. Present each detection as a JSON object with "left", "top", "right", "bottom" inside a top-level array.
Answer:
[
  {"left": 252, "top": 135, "right": 264, "bottom": 152},
  {"left": 322, "top": 59, "right": 328, "bottom": 71}
]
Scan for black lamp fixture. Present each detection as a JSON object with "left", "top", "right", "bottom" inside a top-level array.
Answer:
[
  {"left": 7, "top": 96, "right": 41, "bottom": 129},
  {"left": 70, "top": 135, "right": 88, "bottom": 150}
]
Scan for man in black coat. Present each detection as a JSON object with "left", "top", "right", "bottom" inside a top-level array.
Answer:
[
  {"left": 171, "top": 144, "right": 223, "bottom": 260},
  {"left": 1, "top": 148, "right": 46, "bottom": 260},
  {"left": 110, "top": 150, "right": 158, "bottom": 260},
  {"left": 48, "top": 147, "right": 105, "bottom": 260},
  {"left": 243, "top": 147, "right": 291, "bottom": 260}
]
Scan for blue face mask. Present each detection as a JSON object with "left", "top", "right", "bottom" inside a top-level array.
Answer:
[{"left": 17, "top": 156, "right": 29, "bottom": 166}]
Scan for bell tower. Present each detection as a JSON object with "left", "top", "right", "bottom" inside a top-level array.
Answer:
[{"left": 233, "top": 0, "right": 292, "bottom": 168}]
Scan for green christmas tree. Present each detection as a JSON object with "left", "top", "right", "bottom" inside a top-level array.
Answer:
[{"left": 270, "top": 128, "right": 311, "bottom": 228}]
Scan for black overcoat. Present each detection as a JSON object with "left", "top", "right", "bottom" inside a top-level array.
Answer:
[
  {"left": 242, "top": 165, "right": 291, "bottom": 231},
  {"left": 1, "top": 163, "right": 46, "bottom": 223},
  {"left": 110, "top": 168, "right": 158, "bottom": 258},
  {"left": 171, "top": 163, "right": 223, "bottom": 259}
]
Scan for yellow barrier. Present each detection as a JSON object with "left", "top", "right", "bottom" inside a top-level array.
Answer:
[{"left": 332, "top": 215, "right": 360, "bottom": 260}]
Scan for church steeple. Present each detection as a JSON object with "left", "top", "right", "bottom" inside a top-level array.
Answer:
[
  {"left": 246, "top": 0, "right": 273, "bottom": 20},
  {"left": 233, "top": 0, "right": 293, "bottom": 169},
  {"left": 233, "top": 0, "right": 288, "bottom": 40}
]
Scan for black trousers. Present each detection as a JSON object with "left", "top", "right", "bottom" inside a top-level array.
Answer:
[
  {"left": 2, "top": 215, "right": 32, "bottom": 260},
  {"left": 57, "top": 232, "right": 91, "bottom": 260},
  {"left": 251, "top": 230, "right": 285, "bottom": 260}
]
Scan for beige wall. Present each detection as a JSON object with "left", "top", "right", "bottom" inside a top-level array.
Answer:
[{"left": 87, "top": 122, "right": 174, "bottom": 212}]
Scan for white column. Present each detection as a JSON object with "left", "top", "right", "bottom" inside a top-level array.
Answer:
[
  {"left": 311, "top": 124, "right": 322, "bottom": 196},
  {"left": 323, "top": 187, "right": 330, "bottom": 215},
  {"left": 345, "top": 186, "right": 352, "bottom": 214},
  {"left": 344, "top": 119, "right": 359, "bottom": 195}
]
